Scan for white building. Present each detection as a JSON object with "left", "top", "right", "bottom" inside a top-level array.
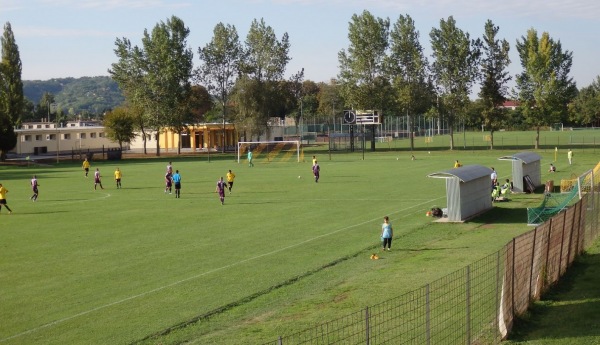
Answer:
[{"left": 11, "top": 120, "right": 122, "bottom": 155}]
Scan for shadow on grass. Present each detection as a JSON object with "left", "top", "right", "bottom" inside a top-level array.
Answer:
[
  {"left": 469, "top": 205, "right": 530, "bottom": 225},
  {"left": 507, "top": 252, "right": 600, "bottom": 343}
]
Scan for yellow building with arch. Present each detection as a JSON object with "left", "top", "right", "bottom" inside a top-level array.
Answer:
[{"left": 130, "top": 123, "right": 237, "bottom": 152}]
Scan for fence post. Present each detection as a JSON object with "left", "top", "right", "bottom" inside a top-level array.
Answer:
[
  {"left": 528, "top": 227, "right": 537, "bottom": 302},
  {"left": 567, "top": 203, "right": 577, "bottom": 268},
  {"left": 544, "top": 218, "right": 553, "bottom": 290},
  {"left": 575, "top": 199, "right": 583, "bottom": 255},
  {"left": 511, "top": 238, "right": 516, "bottom": 319},
  {"left": 559, "top": 213, "right": 567, "bottom": 276},
  {"left": 466, "top": 266, "right": 471, "bottom": 345},
  {"left": 365, "top": 306, "right": 370, "bottom": 345},
  {"left": 278, "top": 335, "right": 283, "bottom": 345},
  {"left": 495, "top": 250, "right": 501, "bottom": 341},
  {"left": 426, "top": 284, "right": 431, "bottom": 345}
]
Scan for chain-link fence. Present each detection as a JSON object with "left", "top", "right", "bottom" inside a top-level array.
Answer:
[{"left": 264, "top": 166, "right": 600, "bottom": 345}]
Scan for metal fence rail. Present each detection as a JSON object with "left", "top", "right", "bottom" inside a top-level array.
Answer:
[{"left": 265, "top": 165, "right": 600, "bottom": 345}]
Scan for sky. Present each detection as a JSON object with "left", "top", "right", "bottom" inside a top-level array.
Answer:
[{"left": 1, "top": 0, "right": 600, "bottom": 92}]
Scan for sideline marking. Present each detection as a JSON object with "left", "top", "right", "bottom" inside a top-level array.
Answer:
[{"left": 0, "top": 195, "right": 443, "bottom": 342}]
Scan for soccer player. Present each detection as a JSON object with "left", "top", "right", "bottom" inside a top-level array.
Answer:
[
  {"left": 94, "top": 168, "right": 104, "bottom": 190},
  {"left": 114, "top": 168, "right": 122, "bottom": 189},
  {"left": 215, "top": 177, "right": 227, "bottom": 205},
  {"left": 31, "top": 175, "right": 39, "bottom": 201},
  {"left": 226, "top": 169, "right": 236, "bottom": 194},
  {"left": 247, "top": 149, "right": 254, "bottom": 167},
  {"left": 312, "top": 155, "right": 317, "bottom": 167},
  {"left": 165, "top": 171, "right": 172, "bottom": 194},
  {"left": 312, "top": 160, "right": 320, "bottom": 183},
  {"left": 0, "top": 183, "right": 13, "bottom": 214},
  {"left": 166, "top": 161, "right": 173, "bottom": 174},
  {"left": 82, "top": 158, "right": 90, "bottom": 177},
  {"left": 172, "top": 170, "right": 181, "bottom": 198}
]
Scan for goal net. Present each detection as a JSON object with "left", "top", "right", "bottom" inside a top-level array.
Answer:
[{"left": 237, "top": 141, "right": 301, "bottom": 163}]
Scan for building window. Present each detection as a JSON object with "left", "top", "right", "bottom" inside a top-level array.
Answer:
[
  {"left": 90, "top": 132, "right": 97, "bottom": 138},
  {"left": 45, "top": 124, "right": 50, "bottom": 128},
  {"left": 35, "top": 135, "right": 42, "bottom": 141},
  {"left": 24, "top": 135, "right": 32, "bottom": 142},
  {"left": 63, "top": 133, "right": 71, "bottom": 140},
  {"left": 36, "top": 125, "right": 42, "bottom": 129},
  {"left": 47, "top": 134, "right": 56, "bottom": 140},
  {"left": 80, "top": 133, "right": 86, "bottom": 139},
  {"left": 99, "top": 132, "right": 104, "bottom": 138}
]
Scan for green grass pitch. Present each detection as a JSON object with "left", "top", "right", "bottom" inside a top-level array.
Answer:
[{"left": 0, "top": 140, "right": 596, "bottom": 344}]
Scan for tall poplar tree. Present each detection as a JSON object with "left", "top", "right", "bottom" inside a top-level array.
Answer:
[
  {"left": 242, "top": 18, "right": 290, "bottom": 138},
  {"left": 478, "top": 19, "right": 511, "bottom": 149},
  {"left": 430, "top": 16, "right": 481, "bottom": 150},
  {"left": 387, "top": 14, "right": 432, "bottom": 151},
  {"left": 338, "top": 10, "right": 390, "bottom": 110},
  {"left": 197, "top": 23, "right": 244, "bottom": 152},
  {"left": 338, "top": 10, "right": 390, "bottom": 151},
  {"left": 515, "top": 29, "right": 577, "bottom": 148},
  {"left": 110, "top": 16, "right": 193, "bottom": 156},
  {"left": 0, "top": 22, "right": 23, "bottom": 160}
]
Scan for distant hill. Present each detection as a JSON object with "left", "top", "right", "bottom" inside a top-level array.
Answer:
[{"left": 23, "top": 76, "right": 125, "bottom": 115}]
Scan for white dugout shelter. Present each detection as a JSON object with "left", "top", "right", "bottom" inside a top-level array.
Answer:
[
  {"left": 427, "top": 165, "right": 494, "bottom": 222},
  {"left": 498, "top": 152, "right": 542, "bottom": 193}
]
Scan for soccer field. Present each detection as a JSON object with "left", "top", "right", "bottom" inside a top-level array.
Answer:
[{"left": 0, "top": 146, "right": 591, "bottom": 344}]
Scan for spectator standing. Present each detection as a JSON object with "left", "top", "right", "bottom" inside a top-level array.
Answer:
[{"left": 381, "top": 216, "right": 393, "bottom": 251}]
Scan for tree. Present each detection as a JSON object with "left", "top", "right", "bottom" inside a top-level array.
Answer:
[
  {"left": 197, "top": 23, "right": 244, "bottom": 152},
  {"left": 338, "top": 10, "right": 391, "bottom": 151},
  {"left": 387, "top": 14, "right": 432, "bottom": 150},
  {"left": 338, "top": 11, "right": 389, "bottom": 110},
  {"left": 569, "top": 77, "right": 600, "bottom": 126},
  {"left": 110, "top": 15, "right": 193, "bottom": 156},
  {"left": 241, "top": 18, "right": 290, "bottom": 138},
  {"left": 317, "top": 80, "right": 342, "bottom": 124},
  {"left": 429, "top": 16, "right": 481, "bottom": 150},
  {"left": 287, "top": 68, "right": 305, "bottom": 133},
  {"left": 103, "top": 106, "right": 136, "bottom": 150},
  {"left": 38, "top": 92, "right": 56, "bottom": 122},
  {"left": 515, "top": 28, "right": 577, "bottom": 148},
  {"left": 187, "top": 84, "right": 213, "bottom": 123},
  {"left": 0, "top": 22, "right": 23, "bottom": 160},
  {"left": 478, "top": 19, "right": 511, "bottom": 149}
]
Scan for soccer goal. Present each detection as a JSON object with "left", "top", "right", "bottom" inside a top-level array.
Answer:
[{"left": 237, "top": 141, "right": 301, "bottom": 163}]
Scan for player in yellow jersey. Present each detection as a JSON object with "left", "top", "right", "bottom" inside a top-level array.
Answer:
[
  {"left": 82, "top": 158, "right": 91, "bottom": 177},
  {"left": 114, "top": 168, "right": 122, "bottom": 189},
  {"left": 0, "top": 183, "right": 12, "bottom": 214},
  {"left": 226, "top": 169, "right": 236, "bottom": 194}
]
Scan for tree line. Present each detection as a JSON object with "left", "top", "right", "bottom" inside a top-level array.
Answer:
[{"left": 2, "top": 12, "right": 600, "bottom": 160}]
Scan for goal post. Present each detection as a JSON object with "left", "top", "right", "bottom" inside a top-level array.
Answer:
[{"left": 237, "top": 141, "right": 301, "bottom": 163}]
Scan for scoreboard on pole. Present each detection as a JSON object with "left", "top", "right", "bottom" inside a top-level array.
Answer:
[{"left": 343, "top": 110, "right": 381, "bottom": 125}]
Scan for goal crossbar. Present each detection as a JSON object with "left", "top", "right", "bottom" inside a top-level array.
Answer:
[{"left": 237, "top": 141, "right": 300, "bottom": 163}]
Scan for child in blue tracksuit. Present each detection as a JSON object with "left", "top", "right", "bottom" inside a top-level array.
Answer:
[{"left": 381, "top": 216, "right": 393, "bottom": 251}]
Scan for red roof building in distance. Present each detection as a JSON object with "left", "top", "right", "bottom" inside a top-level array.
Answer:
[{"left": 499, "top": 100, "right": 520, "bottom": 110}]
